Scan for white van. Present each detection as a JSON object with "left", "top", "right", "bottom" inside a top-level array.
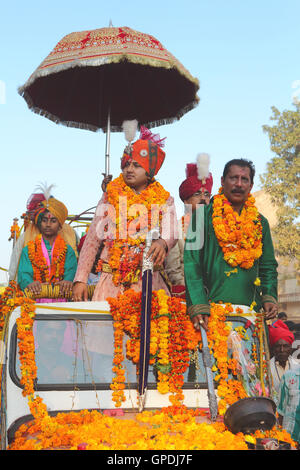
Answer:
[{"left": 2, "top": 300, "right": 215, "bottom": 449}]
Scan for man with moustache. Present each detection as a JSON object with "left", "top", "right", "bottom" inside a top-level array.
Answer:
[
  {"left": 184, "top": 158, "right": 278, "bottom": 332},
  {"left": 268, "top": 320, "right": 299, "bottom": 395}
]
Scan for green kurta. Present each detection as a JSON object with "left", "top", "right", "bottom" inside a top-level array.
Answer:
[
  {"left": 184, "top": 199, "right": 278, "bottom": 318},
  {"left": 18, "top": 238, "right": 78, "bottom": 291}
]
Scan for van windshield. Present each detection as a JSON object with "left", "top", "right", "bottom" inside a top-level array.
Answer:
[
  {"left": 16, "top": 318, "right": 138, "bottom": 385},
  {"left": 14, "top": 316, "right": 257, "bottom": 388}
]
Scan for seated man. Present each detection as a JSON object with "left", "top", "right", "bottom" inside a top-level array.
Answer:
[
  {"left": 17, "top": 189, "right": 77, "bottom": 298},
  {"left": 73, "top": 124, "right": 178, "bottom": 301}
]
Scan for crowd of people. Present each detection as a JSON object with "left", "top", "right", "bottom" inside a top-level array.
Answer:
[{"left": 8, "top": 123, "right": 300, "bottom": 446}]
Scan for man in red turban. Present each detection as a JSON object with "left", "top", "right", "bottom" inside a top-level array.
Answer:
[
  {"left": 269, "top": 320, "right": 295, "bottom": 347},
  {"left": 179, "top": 153, "right": 213, "bottom": 208},
  {"left": 268, "top": 320, "right": 299, "bottom": 395},
  {"left": 165, "top": 153, "right": 213, "bottom": 299}
]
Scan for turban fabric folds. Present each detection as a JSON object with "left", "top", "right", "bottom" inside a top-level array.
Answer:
[
  {"left": 121, "top": 124, "right": 166, "bottom": 179},
  {"left": 268, "top": 320, "right": 294, "bottom": 346},
  {"left": 121, "top": 139, "right": 165, "bottom": 179},
  {"left": 34, "top": 198, "right": 68, "bottom": 227},
  {"left": 179, "top": 153, "right": 213, "bottom": 202}
]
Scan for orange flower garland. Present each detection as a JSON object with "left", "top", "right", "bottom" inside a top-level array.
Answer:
[
  {"left": 9, "top": 222, "right": 20, "bottom": 240},
  {"left": 1, "top": 283, "right": 296, "bottom": 450},
  {"left": 212, "top": 189, "right": 262, "bottom": 269},
  {"left": 181, "top": 213, "right": 191, "bottom": 241},
  {"left": 27, "top": 234, "right": 67, "bottom": 284},
  {"left": 0, "top": 281, "right": 24, "bottom": 333},
  {"left": 107, "top": 289, "right": 202, "bottom": 410},
  {"left": 207, "top": 303, "right": 248, "bottom": 416},
  {"left": 100, "top": 175, "right": 170, "bottom": 287}
]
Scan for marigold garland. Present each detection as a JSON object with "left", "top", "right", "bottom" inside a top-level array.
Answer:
[
  {"left": 181, "top": 213, "right": 191, "bottom": 241},
  {"left": 206, "top": 303, "right": 273, "bottom": 416},
  {"left": 0, "top": 283, "right": 296, "bottom": 450},
  {"left": 107, "top": 289, "right": 202, "bottom": 411},
  {"left": 27, "top": 234, "right": 67, "bottom": 283},
  {"left": 97, "top": 175, "right": 170, "bottom": 287},
  {"left": 212, "top": 189, "right": 263, "bottom": 269},
  {"left": 207, "top": 303, "right": 249, "bottom": 415},
  {"left": 9, "top": 222, "right": 20, "bottom": 241}
]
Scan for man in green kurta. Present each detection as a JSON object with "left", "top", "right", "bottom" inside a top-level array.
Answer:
[{"left": 184, "top": 159, "right": 278, "bottom": 331}]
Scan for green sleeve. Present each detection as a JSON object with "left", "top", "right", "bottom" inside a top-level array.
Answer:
[
  {"left": 184, "top": 207, "right": 210, "bottom": 317},
  {"left": 258, "top": 216, "right": 278, "bottom": 305},
  {"left": 17, "top": 246, "right": 34, "bottom": 291},
  {"left": 64, "top": 245, "right": 78, "bottom": 282}
]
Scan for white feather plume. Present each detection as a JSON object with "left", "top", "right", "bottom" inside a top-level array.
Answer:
[
  {"left": 122, "top": 119, "right": 138, "bottom": 142},
  {"left": 196, "top": 153, "right": 210, "bottom": 181},
  {"left": 34, "top": 182, "right": 56, "bottom": 201}
]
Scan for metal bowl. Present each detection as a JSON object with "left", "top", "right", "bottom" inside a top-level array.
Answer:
[{"left": 224, "top": 397, "right": 277, "bottom": 434}]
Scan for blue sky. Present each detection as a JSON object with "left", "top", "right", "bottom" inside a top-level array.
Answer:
[{"left": 0, "top": 0, "right": 299, "bottom": 282}]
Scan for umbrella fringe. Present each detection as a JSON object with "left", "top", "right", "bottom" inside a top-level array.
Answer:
[
  {"left": 18, "top": 88, "right": 199, "bottom": 133},
  {"left": 18, "top": 54, "right": 200, "bottom": 92},
  {"left": 18, "top": 88, "right": 99, "bottom": 132},
  {"left": 144, "top": 100, "right": 199, "bottom": 129}
]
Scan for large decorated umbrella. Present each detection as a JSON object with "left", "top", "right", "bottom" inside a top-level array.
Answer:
[{"left": 18, "top": 25, "right": 200, "bottom": 174}]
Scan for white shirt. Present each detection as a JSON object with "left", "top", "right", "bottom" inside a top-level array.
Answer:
[{"left": 270, "top": 356, "right": 300, "bottom": 394}]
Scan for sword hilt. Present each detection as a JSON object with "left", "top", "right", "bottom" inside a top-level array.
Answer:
[{"left": 142, "top": 228, "right": 159, "bottom": 274}]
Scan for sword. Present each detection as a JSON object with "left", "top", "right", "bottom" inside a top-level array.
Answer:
[
  {"left": 138, "top": 228, "right": 159, "bottom": 412},
  {"left": 200, "top": 325, "right": 218, "bottom": 422}
]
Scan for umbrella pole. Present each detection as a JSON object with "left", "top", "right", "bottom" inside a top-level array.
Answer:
[{"left": 105, "top": 108, "right": 111, "bottom": 176}]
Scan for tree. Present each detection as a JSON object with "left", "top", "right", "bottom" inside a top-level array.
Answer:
[{"left": 261, "top": 104, "right": 300, "bottom": 269}]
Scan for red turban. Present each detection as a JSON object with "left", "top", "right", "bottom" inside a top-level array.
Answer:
[
  {"left": 26, "top": 193, "right": 46, "bottom": 213},
  {"left": 179, "top": 174, "right": 213, "bottom": 201},
  {"left": 268, "top": 320, "right": 294, "bottom": 346},
  {"left": 179, "top": 153, "right": 213, "bottom": 202}
]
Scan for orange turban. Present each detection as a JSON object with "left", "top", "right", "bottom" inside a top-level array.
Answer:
[
  {"left": 121, "top": 139, "right": 165, "bottom": 179},
  {"left": 35, "top": 198, "right": 68, "bottom": 227},
  {"left": 121, "top": 126, "right": 166, "bottom": 179}
]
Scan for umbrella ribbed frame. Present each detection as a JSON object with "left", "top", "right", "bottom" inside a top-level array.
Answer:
[{"left": 19, "top": 58, "right": 199, "bottom": 133}]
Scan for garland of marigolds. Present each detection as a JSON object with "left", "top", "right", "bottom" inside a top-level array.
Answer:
[
  {"left": 27, "top": 234, "right": 67, "bottom": 283},
  {"left": 107, "top": 289, "right": 202, "bottom": 411},
  {"left": 212, "top": 189, "right": 262, "bottom": 269},
  {"left": 96, "top": 175, "right": 170, "bottom": 287},
  {"left": 0, "top": 283, "right": 296, "bottom": 450}
]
